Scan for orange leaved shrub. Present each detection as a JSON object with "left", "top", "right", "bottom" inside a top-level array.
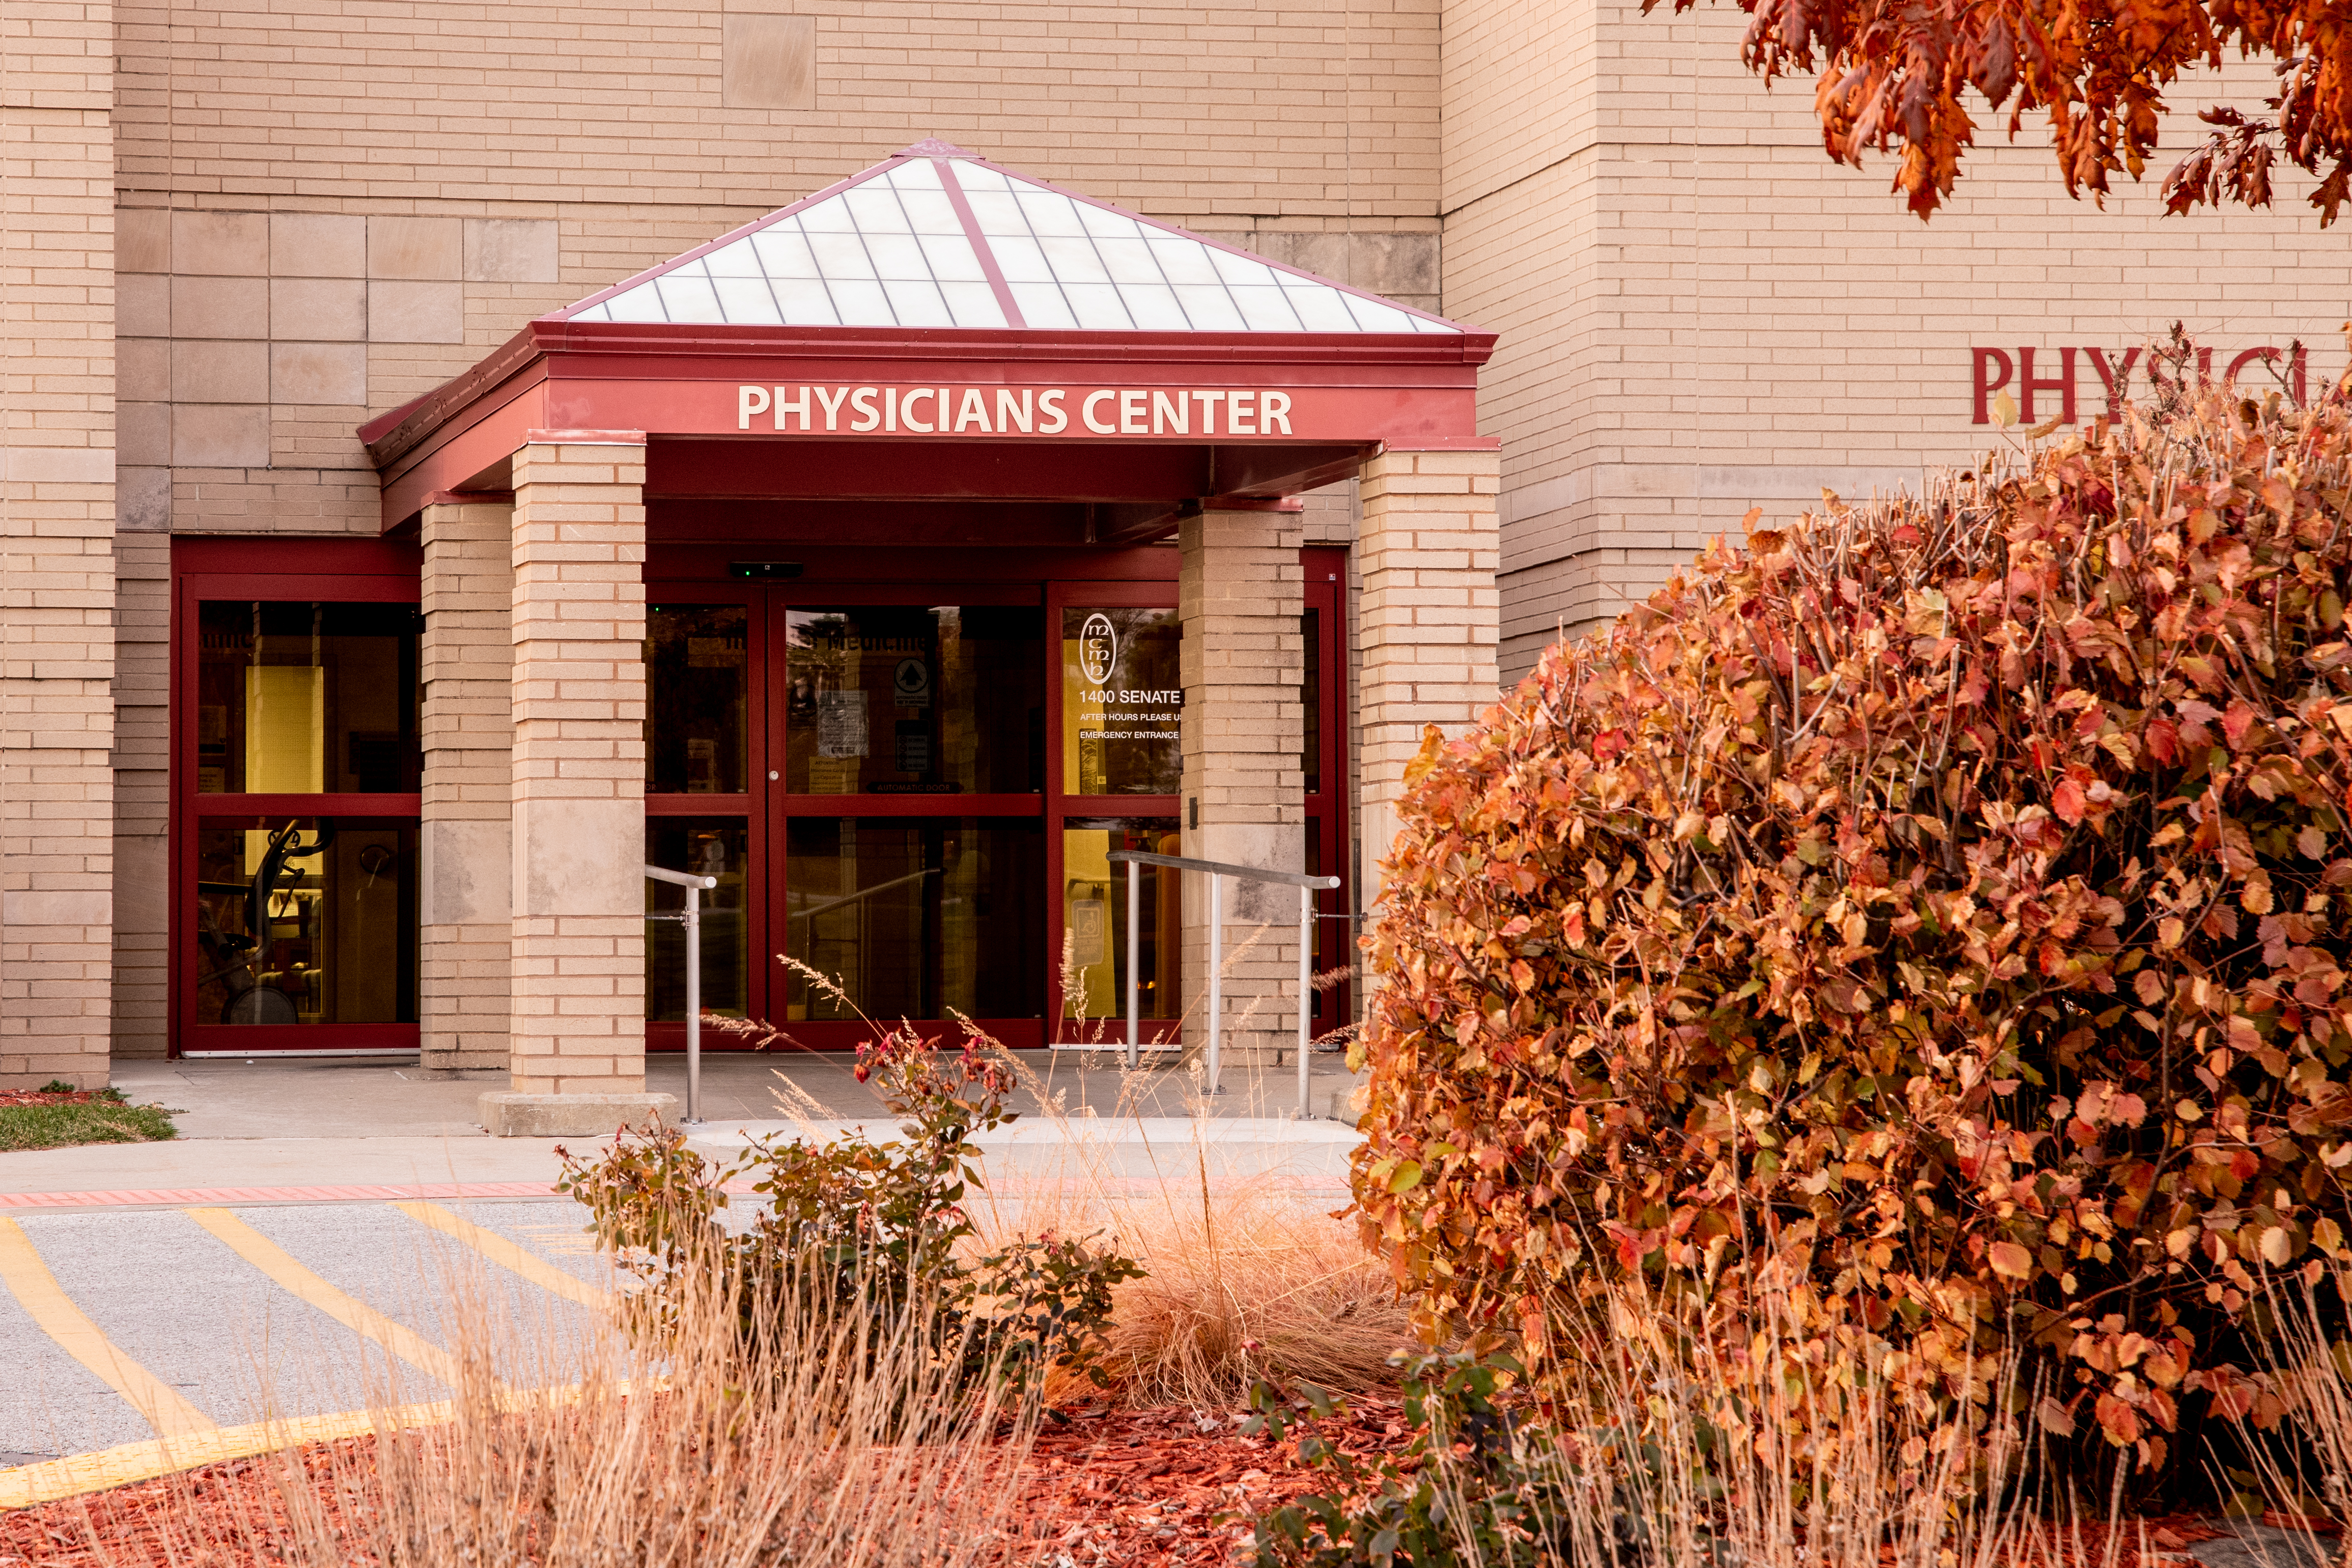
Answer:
[{"left": 1353, "top": 383, "right": 2352, "bottom": 1489}]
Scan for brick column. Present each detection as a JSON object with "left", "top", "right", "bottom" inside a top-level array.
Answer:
[
  {"left": 1356, "top": 447, "right": 1501, "bottom": 892},
  {"left": 419, "top": 491, "right": 515, "bottom": 1077},
  {"left": 1178, "top": 501, "right": 1305, "bottom": 1074},
  {"left": 2, "top": 6, "right": 117, "bottom": 1088},
  {"left": 505, "top": 434, "right": 647, "bottom": 1101}
]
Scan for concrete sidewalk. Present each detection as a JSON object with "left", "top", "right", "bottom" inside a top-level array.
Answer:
[
  {"left": 3, "top": 1053, "right": 1366, "bottom": 1208},
  {"left": 109, "top": 1050, "right": 1363, "bottom": 1139}
]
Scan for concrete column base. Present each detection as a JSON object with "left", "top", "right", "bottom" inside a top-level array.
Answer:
[{"left": 478, "top": 1091, "right": 677, "bottom": 1138}]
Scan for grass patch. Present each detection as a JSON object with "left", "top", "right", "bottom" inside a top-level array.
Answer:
[{"left": 0, "top": 1094, "right": 176, "bottom": 1151}]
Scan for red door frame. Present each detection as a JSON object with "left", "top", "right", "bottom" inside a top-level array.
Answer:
[
  {"left": 164, "top": 536, "right": 1348, "bottom": 1057},
  {"left": 169, "top": 537, "right": 425, "bottom": 1056},
  {"left": 1301, "top": 546, "right": 1352, "bottom": 1038}
]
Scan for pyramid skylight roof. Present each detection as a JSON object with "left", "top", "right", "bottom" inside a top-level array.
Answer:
[{"left": 560, "top": 140, "right": 1463, "bottom": 336}]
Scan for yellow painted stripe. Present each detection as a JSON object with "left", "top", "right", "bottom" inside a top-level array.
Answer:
[
  {"left": 0, "top": 1374, "right": 668, "bottom": 1510},
  {"left": 0, "top": 1217, "right": 216, "bottom": 1442},
  {"left": 389, "top": 1201, "right": 612, "bottom": 1312},
  {"left": 183, "top": 1208, "right": 481, "bottom": 1394},
  {"left": 0, "top": 1398, "right": 449, "bottom": 1510}
]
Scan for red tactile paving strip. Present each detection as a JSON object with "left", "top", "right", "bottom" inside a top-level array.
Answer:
[{"left": 0, "top": 1182, "right": 564, "bottom": 1211}]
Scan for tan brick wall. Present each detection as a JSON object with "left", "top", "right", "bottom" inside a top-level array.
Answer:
[
  {"left": 1355, "top": 447, "right": 1499, "bottom": 885},
  {"left": 1178, "top": 506, "right": 1305, "bottom": 1081},
  {"left": 5, "top": 0, "right": 118, "bottom": 1087},
  {"left": 507, "top": 439, "right": 646, "bottom": 1095},
  {"left": 420, "top": 496, "right": 516, "bottom": 1074},
  {"left": 1441, "top": 4, "right": 2352, "bottom": 677},
  {"left": 109, "top": 533, "right": 169, "bottom": 1059},
  {"left": 116, "top": 1, "right": 1438, "bottom": 222}
]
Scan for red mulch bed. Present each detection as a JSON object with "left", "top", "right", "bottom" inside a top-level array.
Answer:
[
  {"left": 0, "top": 1410, "right": 2309, "bottom": 1568},
  {"left": 0, "top": 1404, "right": 1410, "bottom": 1567}
]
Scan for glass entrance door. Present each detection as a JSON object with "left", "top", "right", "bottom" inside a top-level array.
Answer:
[
  {"left": 643, "top": 557, "right": 1335, "bottom": 1053},
  {"left": 643, "top": 584, "right": 1050, "bottom": 1049}
]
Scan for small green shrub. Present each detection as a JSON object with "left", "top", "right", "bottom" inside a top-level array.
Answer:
[
  {"left": 1243, "top": 1351, "right": 1614, "bottom": 1568},
  {"left": 558, "top": 1022, "right": 1141, "bottom": 1403}
]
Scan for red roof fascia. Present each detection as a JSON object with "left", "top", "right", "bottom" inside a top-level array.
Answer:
[{"left": 362, "top": 319, "right": 1494, "bottom": 469}]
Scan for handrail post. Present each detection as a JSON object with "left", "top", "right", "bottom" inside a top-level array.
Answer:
[
  {"left": 645, "top": 864, "right": 718, "bottom": 1127},
  {"left": 1125, "top": 857, "right": 1140, "bottom": 1070},
  {"left": 1298, "top": 881, "right": 1313, "bottom": 1120},
  {"left": 684, "top": 879, "right": 702, "bottom": 1124},
  {"left": 1206, "top": 872, "right": 1223, "bottom": 1096}
]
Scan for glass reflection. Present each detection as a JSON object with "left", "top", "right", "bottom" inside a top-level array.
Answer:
[
  {"left": 1060, "top": 819, "right": 1180, "bottom": 1022},
  {"left": 785, "top": 817, "right": 1042, "bottom": 1021},
  {"left": 195, "top": 602, "right": 418, "bottom": 794},
  {"left": 646, "top": 820, "right": 749, "bottom": 1021},
  {"left": 646, "top": 606, "right": 748, "bottom": 794},
  {"left": 192, "top": 819, "right": 416, "bottom": 1024},
  {"left": 785, "top": 606, "right": 1042, "bottom": 795}
]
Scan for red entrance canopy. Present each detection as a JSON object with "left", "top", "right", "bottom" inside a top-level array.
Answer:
[{"left": 359, "top": 141, "right": 1496, "bottom": 534}]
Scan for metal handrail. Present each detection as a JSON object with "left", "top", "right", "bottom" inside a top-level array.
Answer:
[
  {"left": 646, "top": 864, "right": 718, "bottom": 1123},
  {"left": 1106, "top": 849, "right": 1341, "bottom": 1117}
]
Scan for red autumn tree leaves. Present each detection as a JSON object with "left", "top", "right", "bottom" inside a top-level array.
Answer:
[
  {"left": 1353, "top": 383, "right": 2352, "bottom": 1481},
  {"left": 1649, "top": 0, "right": 2352, "bottom": 223}
]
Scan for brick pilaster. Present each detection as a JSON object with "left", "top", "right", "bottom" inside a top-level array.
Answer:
[
  {"left": 1178, "top": 503, "right": 1305, "bottom": 1074},
  {"left": 1356, "top": 447, "right": 1501, "bottom": 892},
  {"left": 508, "top": 435, "right": 646, "bottom": 1095},
  {"left": 421, "top": 492, "right": 516, "bottom": 1074},
  {"left": 3, "top": 4, "right": 117, "bottom": 1088}
]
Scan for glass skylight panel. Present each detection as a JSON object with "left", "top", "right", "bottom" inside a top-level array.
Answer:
[
  {"left": 1014, "top": 188, "right": 1089, "bottom": 238},
  {"left": 1061, "top": 283, "right": 1135, "bottom": 330},
  {"left": 1091, "top": 237, "right": 1165, "bottom": 285},
  {"left": 713, "top": 276, "right": 783, "bottom": 323},
  {"left": 863, "top": 232, "right": 932, "bottom": 280},
  {"left": 771, "top": 277, "right": 839, "bottom": 324},
  {"left": 1341, "top": 294, "right": 1416, "bottom": 333},
  {"left": 1076, "top": 204, "right": 1144, "bottom": 241},
  {"left": 939, "top": 281, "right": 1010, "bottom": 328},
  {"left": 916, "top": 232, "right": 988, "bottom": 282},
  {"left": 1144, "top": 237, "right": 1222, "bottom": 285},
  {"left": 1229, "top": 287, "right": 1305, "bottom": 331},
  {"left": 986, "top": 232, "right": 1054, "bottom": 283},
  {"left": 1282, "top": 283, "right": 1358, "bottom": 333},
  {"left": 1207, "top": 248, "right": 1282, "bottom": 289},
  {"left": 703, "top": 237, "right": 764, "bottom": 277},
  {"left": 824, "top": 277, "right": 891, "bottom": 323},
  {"left": 1007, "top": 281, "right": 1078, "bottom": 329},
  {"left": 1121, "top": 285, "right": 1192, "bottom": 330},
  {"left": 1039, "top": 235, "right": 1112, "bottom": 285},
  {"left": 1169, "top": 283, "right": 1246, "bottom": 331},
  {"left": 656, "top": 273, "right": 726, "bottom": 323},
  {"left": 842, "top": 185, "right": 913, "bottom": 235},
  {"left": 604, "top": 286, "right": 667, "bottom": 323},
  {"left": 881, "top": 278, "right": 956, "bottom": 327},
  {"left": 564, "top": 150, "right": 1464, "bottom": 334},
  {"left": 797, "top": 197, "right": 858, "bottom": 234},
  {"left": 806, "top": 230, "right": 879, "bottom": 280},
  {"left": 751, "top": 229, "right": 822, "bottom": 278}
]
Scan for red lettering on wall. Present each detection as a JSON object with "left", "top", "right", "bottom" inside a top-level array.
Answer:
[
  {"left": 2086, "top": 347, "right": 2141, "bottom": 420},
  {"left": 2019, "top": 347, "right": 2076, "bottom": 426},
  {"left": 1972, "top": 347, "right": 2014, "bottom": 425}
]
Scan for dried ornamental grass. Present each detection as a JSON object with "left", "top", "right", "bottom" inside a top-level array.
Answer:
[
  {"left": 1029, "top": 1182, "right": 1414, "bottom": 1412},
  {"left": 25, "top": 1209, "right": 1037, "bottom": 1566},
  {"left": 1355, "top": 376, "right": 2352, "bottom": 1498}
]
